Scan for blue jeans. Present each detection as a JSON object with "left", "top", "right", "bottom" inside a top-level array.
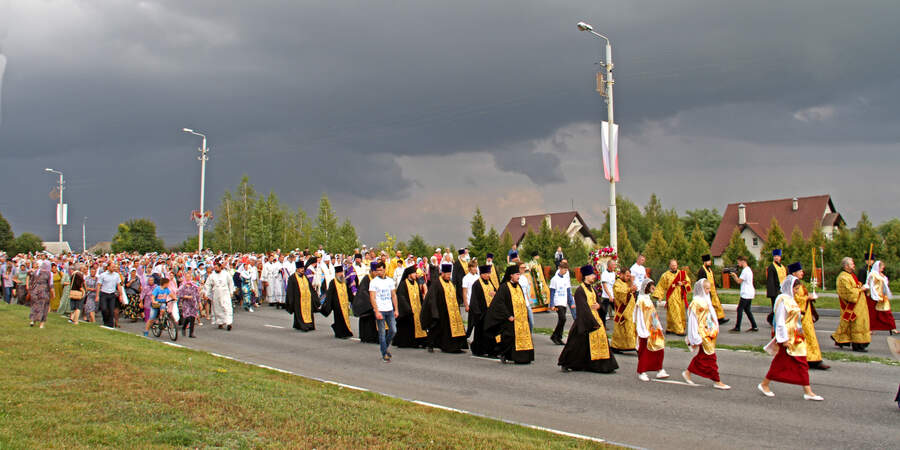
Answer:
[
  {"left": 376, "top": 310, "right": 396, "bottom": 357},
  {"left": 2, "top": 287, "right": 11, "bottom": 304}
]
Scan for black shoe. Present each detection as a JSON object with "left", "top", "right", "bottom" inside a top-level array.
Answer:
[
  {"left": 227, "top": 324, "right": 232, "bottom": 331},
  {"left": 189, "top": 333, "right": 195, "bottom": 338},
  {"left": 499, "top": 355, "right": 507, "bottom": 364},
  {"left": 718, "top": 318, "right": 730, "bottom": 325},
  {"left": 728, "top": 328, "right": 741, "bottom": 333},
  {"left": 427, "top": 347, "right": 434, "bottom": 353},
  {"left": 747, "top": 328, "right": 759, "bottom": 332},
  {"left": 550, "top": 336, "right": 563, "bottom": 345}
]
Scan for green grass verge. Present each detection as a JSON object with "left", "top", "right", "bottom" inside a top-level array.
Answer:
[
  {"left": 717, "top": 292, "right": 900, "bottom": 312},
  {"left": 0, "top": 303, "right": 613, "bottom": 449}
]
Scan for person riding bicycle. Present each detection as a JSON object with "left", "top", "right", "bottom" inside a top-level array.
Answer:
[{"left": 144, "top": 277, "right": 174, "bottom": 337}]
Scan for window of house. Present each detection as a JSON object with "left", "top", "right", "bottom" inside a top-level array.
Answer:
[{"left": 752, "top": 237, "right": 759, "bottom": 247}]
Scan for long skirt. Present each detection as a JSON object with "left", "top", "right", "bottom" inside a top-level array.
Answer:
[
  {"left": 30, "top": 295, "right": 50, "bottom": 322},
  {"left": 636, "top": 337, "right": 664, "bottom": 373},
  {"left": 83, "top": 293, "right": 97, "bottom": 314},
  {"left": 687, "top": 350, "right": 720, "bottom": 382},
  {"left": 122, "top": 293, "right": 143, "bottom": 321},
  {"left": 867, "top": 299, "right": 896, "bottom": 331},
  {"left": 765, "top": 344, "right": 809, "bottom": 385}
]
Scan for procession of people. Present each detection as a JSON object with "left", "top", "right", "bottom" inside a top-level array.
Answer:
[{"left": 2, "top": 243, "right": 897, "bottom": 403}]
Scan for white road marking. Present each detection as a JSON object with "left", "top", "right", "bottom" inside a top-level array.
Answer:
[
  {"left": 470, "top": 355, "right": 500, "bottom": 362},
  {"left": 264, "top": 324, "right": 285, "bottom": 329},
  {"left": 653, "top": 379, "right": 700, "bottom": 387},
  {"left": 349, "top": 337, "right": 360, "bottom": 341},
  {"left": 160, "top": 341, "right": 185, "bottom": 348}
]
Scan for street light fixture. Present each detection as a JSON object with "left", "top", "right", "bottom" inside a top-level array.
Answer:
[
  {"left": 577, "top": 20, "right": 618, "bottom": 252},
  {"left": 44, "top": 168, "right": 65, "bottom": 244},
  {"left": 182, "top": 128, "right": 210, "bottom": 253}
]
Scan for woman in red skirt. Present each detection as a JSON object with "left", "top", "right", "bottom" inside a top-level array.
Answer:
[
  {"left": 866, "top": 261, "right": 898, "bottom": 335},
  {"left": 634, "top": 279, "right": 668, "bottom": 381},
  {"left": 682, "top": 279, "right": 730, "bottom": 390},
  {"left": 758, "top": 263, "right": 823, "bottom": 401}
]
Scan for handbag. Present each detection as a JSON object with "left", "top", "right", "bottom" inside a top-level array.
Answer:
[{"left": 69, "top": 289, "right": 84, "bottom": 300}]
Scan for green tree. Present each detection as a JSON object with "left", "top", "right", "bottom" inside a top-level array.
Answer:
[
  {"left": 785, "top": 226, "right": 811, "bottom": 266},
  {"left": 760, "top": 217, "right": 787, "bottom": 265},
  {"left": 642, "top": 225, "right": 670, "bottom": 269},
  {"left": 407, "top": 234, "right": 430, "bottom": 257},
  {"left": 615, "top": 224, "right": 637, "bottom": 265},
  {"left": 825, "top": 227, "right": 853, "bottom": 268},
  {"left": 0, "top": 211, "right": 13, "bottom": 252},
  {"left": 210, "top": 189, "right": 236, "bottom": 252},
  {"left": 484, "top": 227, "right": 503, "bottom": 264},
  {"left": 686, "top": 225, "right": 710, "bottom": 268},
  {"left": 499, "top": 231, "right": 515, "bottom": 265},
  {"left": 311, "top": 193, "right": 339, "bottom": 250},
  {"left": 378, "top": 233, "right": 397, "bottom": 253},
  {"left": 177, "top": 235, "right": 200, "bottom": 253},
  {"left": 11, "top": 232, "right": 44, "bottom": 254},
  {"left": 596, "top": 196, "right": 649, "bottom": 251},
  {"left": 468, "top": 208, "right": 488, "bottom": 259},
  {"left": 644, "top": 194, "right": 664, "bottom": 231},
  {"left": 248, "top": 191, "right": 285, "bottom": 252},
  {"left": 111, "top": 218, "right": 165, "bottom": 253},
  {"left": 332, "top": 219, "right": 360, "bottom": 254},
  {"left": 667, "top": 220, "right": 689, "bottom": 266},
  {"left": 878, "top": 219, "right": 900, "bottom": 264},
  {"left": 722, "top": 227, "right": 755, "bottom": 267},
  {"left": 851, "top": 213, "right": 883, "bottom": 263},
  {"left": 234, "top": 175, "right": 258, "bottom": 252},
  {"left": 682, "top": 208, "right": 722, "bottom": 244},
  {"left": 519, "top": 218, "right": 557, "bottom": 263},
  {"left": 563, "top": 236, "right": 591, "bottom": 268}
]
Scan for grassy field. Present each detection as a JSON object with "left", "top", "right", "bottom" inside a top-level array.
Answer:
[{"left": 0, "top": 303, "right": 611, "bottom": 449}]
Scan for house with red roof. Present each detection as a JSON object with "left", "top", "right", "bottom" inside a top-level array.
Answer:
[
  {"left": 709, "top": 195, "right": 844, "bottom": 265},
  {"left": 501, "top": 211, "right": 596, "bottom": 247}
]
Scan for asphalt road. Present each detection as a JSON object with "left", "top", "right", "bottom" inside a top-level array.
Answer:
[{"left": 119, "top": 306, "right": 899, "bottom": 450}]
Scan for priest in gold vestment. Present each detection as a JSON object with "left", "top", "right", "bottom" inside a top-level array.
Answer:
[
  {"left": 609, "top": 268, "right": 637, "bottom": 353},
  {"left": 831, "top": 257, "right": 871, "bottom": 352},
  {"left": 653, "top": 259, "right": 691, "bottom": 335}
]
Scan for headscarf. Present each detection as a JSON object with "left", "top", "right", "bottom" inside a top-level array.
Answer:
[
  {"left": 639, "top": 278, "right": 655, "bottom": 295},
  {"left": 868, "top": 261, "right": 892, "bottom": 301},
  {"left": 40, "top": 261, "right": 52, "bottom": 276},
  {"left": 779, "top": 274, "right": 799, "bottom": 300},
  {"left": 692, "top": 279, "right": 710, "bottom": 304}
]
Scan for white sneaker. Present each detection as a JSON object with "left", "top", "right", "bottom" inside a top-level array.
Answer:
[
  {"left": 638, "top": 373, "right": 650, "bottom": 382},
  {"left": 656, "top": 369, "right": 669, "bottom": 379},
  {"left": 803, "top": 394, "right": 824, "bottom": 401},
  {"left": 248, "top": 307, "right": 255, "bottom": 313},
  {"left": 681, "top": 370, "right": 697, "bottom": 385},
  {"left": 758, "top": 383, "right": 775, "bottom": 397},
  {"left": 713, "top": 383, "right": 731, "bottom": 390}
]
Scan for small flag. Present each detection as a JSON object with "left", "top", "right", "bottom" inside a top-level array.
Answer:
[{"left": 601, "top": 121, "right": 619, "bottom": 181}]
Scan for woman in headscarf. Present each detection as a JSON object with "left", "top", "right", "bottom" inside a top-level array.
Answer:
[
  {"left": 57, "top": 264, "right": 72, "bottom": 316},
  {"left": 866, "top": 261, "right": 898, "bottom": 335},
  {"left": 177, "top": 269, "right": 201, "bottom": 338},
  {"left": 82, "top": 265, "right": 99, "bottom": 323},
  {"left": 122, "top": 268, "right": 144, "bottom": 322},
  {"left": 682, "top": 279, "right": 730, "bottom": 390},
  {"left": 50, "top": 263, "right": 63, "bottom": 312},
  {"left": 789, "top": 263, "right": 829, "bottom": 370},
  {"left": 758, "top": 263, "right": 824, "bottom": 401},
  {"left": 68, "top": 264, "right": 86, "bottom": 325},
  {"left": 634, "top": 279, "right": 668, "bottom": 381},
  {"left": 28, "top": 261, "right": 54, "bottom": 328}
]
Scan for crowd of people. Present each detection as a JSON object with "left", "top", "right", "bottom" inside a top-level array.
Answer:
[{"left": 1, "top": 243, "right": 896, "bottom": 403}]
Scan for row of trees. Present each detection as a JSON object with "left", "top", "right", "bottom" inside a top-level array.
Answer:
[{"left": 0, "top": 212, "right": 50, "bottom": 255}]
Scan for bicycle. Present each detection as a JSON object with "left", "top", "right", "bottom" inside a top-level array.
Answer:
[{"left": 150, "top": 301, "right": 179, "bottom": 342}]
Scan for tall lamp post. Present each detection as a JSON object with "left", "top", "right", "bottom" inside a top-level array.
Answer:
[
  {"left": 577, "top": 21, "right": 618, "bottom": 251},
  {"left": 82, "top": 217, "right": 87, "bottom": 253},
  {"left": 44, "top": 168, "right": 65, "bottom": 243},
  {"left": 182, "top": 128, "right": 210, "bottom": 253}
]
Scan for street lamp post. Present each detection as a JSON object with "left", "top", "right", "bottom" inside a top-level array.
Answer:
[
  {"left": 44, "top": 168, "right": 65, "bottom": 243},
  {"left": 577, "top": 21, "right": 618, "bottom": 252},
  {"left": 82, "top": 217, "right": 87, "bottom": 253},
  {"left": 182, "top": 128, "right": 209, "bottom": 253}
]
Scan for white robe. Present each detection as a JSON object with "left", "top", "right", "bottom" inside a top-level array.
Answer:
[{"left": 205, "top": 270, "right": 234, "bottom": 326}]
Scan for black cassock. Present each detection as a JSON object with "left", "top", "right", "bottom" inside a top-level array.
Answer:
[
  {"left": 421, "top": 279, "right": 468, "bottom": 353},
  {"left": 469, "top": 279, "right": 497, "bottom": 357},
  {"left": 286, "top": 272, "right": 316, "bottom": 332},
  {"left": 393, "top": 278, "right": 428, "bottom": 348},
  {"left": 320, "top": 279, "right": 354, "bottom": 338},
  {"left": 451, "top": 260, "right": 466, "bottom": 306},
  {"left": 351, "top": 275, "right": 378, "bottom": 343},
  {"left": 557, "top": 284, "right": 618, "bottom": 373},
  {"left": 484, "top": 281, "right": 534, "bottom": 364}
]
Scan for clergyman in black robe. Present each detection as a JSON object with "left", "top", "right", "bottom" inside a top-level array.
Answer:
[
  {"left": 558, "top": 265, "right": 618, "bottom": 373},
  {"left": 484, "top": 265, "right": 534, "bottom": 364},
  {"left": 451, "top": 249, "right": 467, "bottom": 306},
  {"left": 421, "top": 263, "right": 468, "bottom": 353},
  {"left": 286, "top": 260, "right": 317, "bottom": 332},
  {"left": 469, "top": 264, "right": 498, "bottom": 357},
  {"left": 351, "top": 262, "right": 379, "bottom": 343},
  {"left": 321, "top": 265, "right": 354, "bottom": 339},
  {"left": 393, "top": 266, "right": 428, "bottom": 348}
]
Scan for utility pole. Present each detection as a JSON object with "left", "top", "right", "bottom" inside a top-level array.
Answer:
[
  {"left": 82, "top": 217, "right": 87, "bottom": 253},
  {"left": 45, "top": 168, "right": 65, "bottom": 243},
  {"left": 183, "top": 129, "right": 210, "bottom": 253},
  {"left": 577, "top": 21, "right": 617, "bottom": 251}
]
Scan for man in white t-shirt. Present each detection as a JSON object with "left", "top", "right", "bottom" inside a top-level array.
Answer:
[
  {"left": 728, "top": 255, "right": 758, "bottom": 332},
  {"left": 369, "top": 262, "right": 399, "bottom": 362},
  {"left": 548, "top": 262, "right": 574, "bottom": 345},
  {"left": 600, "top": 260, "right": 617, "bottom": 326},
  {"left": 629, "top": 255, "right": 647, "bottom": 289},
  {"left": 461, "top": 261, "right": 480, "bottom": 338}
]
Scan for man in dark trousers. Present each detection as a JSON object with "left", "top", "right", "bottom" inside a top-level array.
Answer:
[{"left": 766, "top": 249, "right": 786, "bottom": 326}]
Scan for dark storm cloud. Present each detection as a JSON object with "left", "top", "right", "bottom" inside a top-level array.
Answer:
[{"left": 0, "top": 0, "right": 898, "bottom": 246}]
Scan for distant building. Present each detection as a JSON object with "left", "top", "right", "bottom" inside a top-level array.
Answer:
[
  {"left": 42, "top": 241, "right": 72, "bottom": 255},
  {"left": 709, "top": 195, "right": 844, "bottom": 265},
  {"left": 501, "top": 211, "right": 595, "bottom": 246},
  {"left": 88, "top": 241, "right": 112, "bottom": 255}
]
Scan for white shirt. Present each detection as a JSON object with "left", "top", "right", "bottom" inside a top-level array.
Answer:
[
  {"left": 369, "top": 276, "right": 396, "bottom": 312},
  {"left": 739, "top": 266, "right": 755, "bottom": 299},
  {"left": 518, "top": 275, "right": 532, "bottom": 300},
  {"left": 462, "top": 272, "right": 479, "bottom": 305},
  {"left": 548, "top": 271, "right": 571, "bottom": 307},
  {"left": 97, "top": 271, "right": 121, "bottom": 294},
  {"left": 600, "top": 270, "right": 616, "bottom": 299},
  {"left": 629, "top": 263, "right": 646, "bottom": 288}
]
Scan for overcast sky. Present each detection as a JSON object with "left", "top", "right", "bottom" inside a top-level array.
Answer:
[{"left": 1, "top": 0, "right": 898, "bottom": 249}]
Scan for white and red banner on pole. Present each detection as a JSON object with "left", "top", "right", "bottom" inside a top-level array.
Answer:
[{"left": 601, "top": 121, "right": 619, "bottom": 182}]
